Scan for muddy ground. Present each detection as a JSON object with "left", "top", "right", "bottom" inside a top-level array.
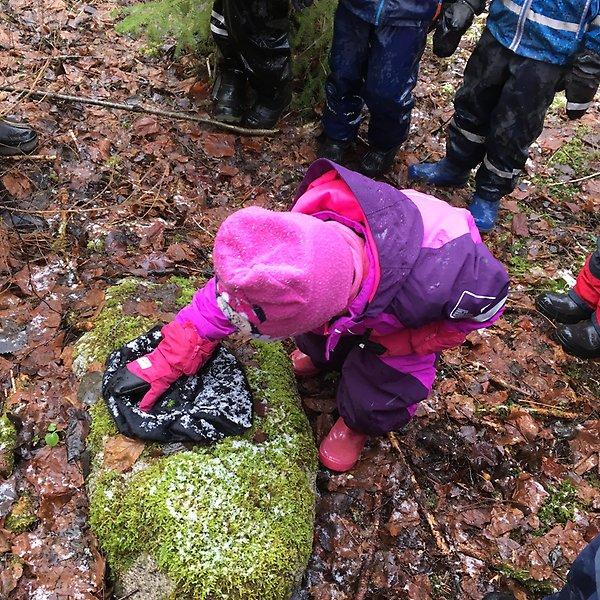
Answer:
[{"left": 0, "top": 1, "right": 599, "bottom": 598}]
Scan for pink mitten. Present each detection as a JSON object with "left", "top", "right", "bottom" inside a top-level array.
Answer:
[{"left": 127, "top": 320, "right": 218, "bottom": 412}]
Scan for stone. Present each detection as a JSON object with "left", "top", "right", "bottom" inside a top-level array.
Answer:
[{"left": 75, "top": 279, "right": 317, "bottom": 600}]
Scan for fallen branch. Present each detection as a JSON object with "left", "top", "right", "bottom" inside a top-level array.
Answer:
[
  {"left": 116, "top": 590, "right": 139, "bottom": 600},
  {"left": 1, "top": 154, "right": 57, "bottom": 161},
  {"left": 548, "top": 171, "right": 600, "bottom": 187},
  {"left": 489, "top": 375, "right": 535, "bottom": 398},
  {"left": 0, "top": 86, "right": 278, "bottom": 137}
]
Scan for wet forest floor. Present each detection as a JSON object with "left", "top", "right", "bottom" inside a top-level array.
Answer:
[{"left": 0, "top": 0, "right": 599, "bottom": 598}]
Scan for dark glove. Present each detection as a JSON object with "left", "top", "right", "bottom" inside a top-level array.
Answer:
[
  {"left": 433, "top": 0, "right": 484, "bottom": 58},
  {"left": 291, "top": 0, "right": 313, "bottom": 10},
  {"left": 565, "top": 50, "right": 600, "bottom": 119}
]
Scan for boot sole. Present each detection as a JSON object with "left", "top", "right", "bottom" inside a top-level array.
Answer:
[{"left": 534, "top": 296, "right": 592, "bottom": 324}]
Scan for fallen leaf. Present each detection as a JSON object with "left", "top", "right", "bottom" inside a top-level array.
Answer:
[
  {"left": 511, "top": 213, "right": 529, "bottom": 237},
  {"left": 2, "top": 174, "right": 32, "bottom": 200},
  {"left": 202, "top": 133, "right": 236, "bottom": 158},
  {"left": 133, "top": 116, "right": 161, "bottom": 137},
  {"left": 103, "top": 434, "right": 145, "bottom": 473}
]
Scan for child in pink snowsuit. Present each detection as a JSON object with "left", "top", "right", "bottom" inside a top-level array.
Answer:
[{"left": 115, "top": 160, "right": 509, "bottom": 472}]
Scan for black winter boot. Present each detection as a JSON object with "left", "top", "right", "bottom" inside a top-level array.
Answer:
[
  {"left": 212, "top": 69, "right": 246, "bottom": 124},
  {"left": 359, "top": 146, "right": 400, "bottom": 178},
  {"left": 536, "top": 290, "right": 594, "bottom": 324},
  {"left": 0, "top": 119, "right": 38, "bottom": 155},
  {"left": 555, "top": 318, "right": 600, "bottom": 359},
  {"left": 482, "top": 594, "right": 516, "bottom": 600},
  {"left": 244, "top": 85, "right": 292, "bottom": 130},
  {"left": 317, "top": 135, "right": 351, "bottom": 164}
]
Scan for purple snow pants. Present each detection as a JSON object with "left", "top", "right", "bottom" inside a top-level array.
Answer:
[{"left": 295, "top": 332, "right": 437, "bottom": 436}]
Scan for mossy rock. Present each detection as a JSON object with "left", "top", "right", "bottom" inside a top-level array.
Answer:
[{"left": 75, "top": 280, "right": 317, "bottom": 600}]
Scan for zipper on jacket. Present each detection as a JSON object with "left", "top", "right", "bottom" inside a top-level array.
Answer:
[
  {"left": 509, "top": 0, "right": 533, "bottom": 52},
  {"left": 375, "top": 0, "right": 385, "bottom": 25}
]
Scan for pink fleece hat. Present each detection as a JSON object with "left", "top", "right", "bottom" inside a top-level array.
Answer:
[{"left": 213, "top": 206, "right": 355, "bottom": 338}]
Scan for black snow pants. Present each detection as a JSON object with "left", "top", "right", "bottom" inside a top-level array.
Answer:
[
  {"left": 210, "top": 0, "right": 292, "bottom": 98},
  {"left": 447, "top": 28, "right": 566, "bottom": 201}
]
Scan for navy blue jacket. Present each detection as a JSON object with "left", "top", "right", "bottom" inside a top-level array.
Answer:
[
  {"left": 487, "top": 0, "right": 600, "bottom": 65},
  {"left": 340, "top": 0, "right": 439, "bottom": 26}
]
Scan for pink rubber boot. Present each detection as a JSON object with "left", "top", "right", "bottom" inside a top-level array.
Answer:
[
  {"left": 291, "top": 349, "right": 320, "bottom": 377},
  {"left": 319, "top": 417, "right": 368, "bottom": 472}
]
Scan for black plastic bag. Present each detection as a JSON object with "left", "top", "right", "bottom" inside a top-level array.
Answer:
[{"left": 102, "top": 327, "right": 253, "bottom": 444}]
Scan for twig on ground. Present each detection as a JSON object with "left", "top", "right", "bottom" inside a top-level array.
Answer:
[
  {"left": 116, "top": 590, "right": 139, "bottom": 600},
  {"left": 354, "top": 491, "right": 382, "bottom": 600},
  {"left": 0, "top": 154, "right": 57, "bottom": 161},
  {"left": 388, "top": 433, "right": 452, "bottom": 556},
  {"left": 0, "top": 61, "right": 51, "bottom": 118},
  {"left": 0, "top": 86, "right": 278, "bottom": 136},
  {"left": 491, "top": 404, "right": 579, "bottom": 420},
  {"left": 488, "top": 375, "right": 535, "bottom": 397},
  {"left": 548, "top": 171, "right": 600, "bottom": 186}
]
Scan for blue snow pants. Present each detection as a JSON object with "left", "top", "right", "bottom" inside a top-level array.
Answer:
[
  {"left": 322, "top": 4, "right": 429, "bottom": 151},
  {"left": 545, "top": 535, "right": 600, "bottom": 600}
]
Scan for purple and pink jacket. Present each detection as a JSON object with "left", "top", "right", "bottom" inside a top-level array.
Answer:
[{"left": 176, "top": 160, "right": 509, "bottom": 435}]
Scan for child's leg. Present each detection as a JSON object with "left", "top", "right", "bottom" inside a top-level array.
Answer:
[
  {"left": 446, "top": 29, "right": 512, "bottom": 171},
  {"left": 363, "top": 21, "right": 428, "bottom": 152},
  {"left": 474, "top": 52, "right": 565, "bottom": 202},
  {"left": 211, "top": 0, "right": 243, "bottom": 71},
  {"left": 321, "top": 5, "right": 371, "bottom": 143},
  {"left": 337, "top": 348, "right": 436, "bottom": 435},
  {"left": 574, "top": 239, "right": 600, "bottom": 312},
  {"left": 294, "top": 332, "right": 358, "bottom": 372},
  {"left": 544, "top": 534, "right": 600, "bottom": 600},
  {"left": 218, "top": 0, "right": 292, "bottom": 100}
]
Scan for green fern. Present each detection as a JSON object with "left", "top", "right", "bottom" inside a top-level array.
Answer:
[{"left": 117, "top": 0, "right": 337, "bottom": 108}]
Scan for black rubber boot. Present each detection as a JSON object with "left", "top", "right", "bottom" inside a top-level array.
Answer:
[
  {"left": 359, "top": 146, "right": 400, "bottom": 178},
  {"left": 244, "top": 85, "right": 292, "bottom": 130},
  {"left": 0, "top": 119, "right": 38, "bottom": 155},
  {"left": 482, "top": 594, "right": 516, "bottom": 600},
  {"left": 536, "top": 290, "right": 594, "bottom": 324},
  {"left": 317, "top": 135, "right": 351, "bottom": 164},
  {"left": 212, "top": 69, "right": 246, "bottom": 124},
  {"left": 555, "top": 318, "right": 600, "bottom": 359}
]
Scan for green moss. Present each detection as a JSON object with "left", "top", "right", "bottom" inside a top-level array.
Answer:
[
  {"left": 5, "top": 492, "right": 37, "bottom": 534},
  {"left": 73, "top": 279, "right": 154, "bottom": 377},
  {"left": 0, "top": 415, "right": 17, "bottom": 476},
  {"left": 496, "top": 564, "right": 556, "bottom": 595},
  {"left": 80, "top": 281, "right": 317, "bottom": 600},
  {"left": 87, "top": 399, "right": 118, "bottom": 457},
  {"left": 536, "top": 480, "right": 579, "bottom": 535},
  {"left": 534, "top": 126, "right": 600, "bottom": 201},
  {"left": 169, "top": 275, "right": 199, "bottom": 308}
]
